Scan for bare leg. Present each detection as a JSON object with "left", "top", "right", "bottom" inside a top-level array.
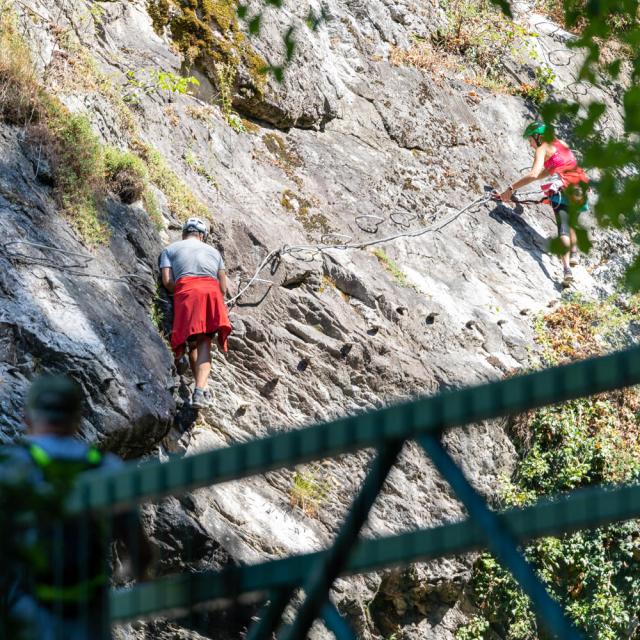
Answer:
[
  {"left": 194, "top": 335, "right": 212, "bottom": 389},
  {"left": 569, "top": 228, "right": 578, "bottom": 253},
  {"left": 559, "top": 234, "right": 571, "bottom": 270},
  {"left": 188, "top": 343, "right": 198, "bottom": 379}
]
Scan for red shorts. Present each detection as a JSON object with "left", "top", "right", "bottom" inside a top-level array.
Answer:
[{"left": 171, "top": 276, "right": 232, "bottom": 359}]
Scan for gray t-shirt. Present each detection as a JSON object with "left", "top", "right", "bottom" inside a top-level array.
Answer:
[{"left": 159, "top": 238, "right": 225, "bottom": 282}]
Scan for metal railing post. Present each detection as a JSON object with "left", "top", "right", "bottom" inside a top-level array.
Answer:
[
  {"left": 246, "top": 587, "right": 294, "bottom": 640},
  {"left": 418, "top": 433, "right": 584, "bottom": 640},
  {"left": 279, "top": 440, "right": 404, "bottom": 640},
  {"left": 321, "top": 601, "right": 357, "bottom": 640}
]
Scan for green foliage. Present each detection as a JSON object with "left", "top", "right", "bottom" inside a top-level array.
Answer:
[
  {"left": 146, "top": 0, "right": 268, "bottom": 95},
  {"left": 214, "top": 61, "right": 246, "bottom": 132},
  {"left": 133, "top": 139, "right": 210, "bottom": 221},
  {"left": 432, "top": 0, "right": 532, "bottom": 88},
  {"left": 518, "top": 64, "right": 557, "bottom": 104},
  {"left": 142, "top": 188, "right": 163, "bottom": 229},
  {"left": 43, "top": 108, "right": 109, "bottom": 245},
  {"left": 455, "top": 615, "right": 490, "bottom": 640},
  {"left": 104, "top": 147, "right": 148, "bottom": 204},
  {"left": 0, "top": 8, "right": 42, "bottom": 125},
  {"left": 149, "top": 283, "right": 165, "bottom": 330},
  {"left": 464, "top": 393, "right": 640, "bottom": 639},
  {"left": 104, "top": 147, "right": 164, "bottom": 227},
  {"left": 289, "top": 464, "right": 329, "bottom": 517},
  {"left": 533, "top": 293, "right": 640, "bottom": 366},
  {"left": 459, "top": 296, "right": 640, "bottom": 640},
  {"left": 0, "top": 8, "right": 107, "bottom": 244},
  {"left": 124, "top": 68, "right": 200, "bottom": 103},
  {"left": 372, "top": 248, "right": 414, "bottom": 289}
]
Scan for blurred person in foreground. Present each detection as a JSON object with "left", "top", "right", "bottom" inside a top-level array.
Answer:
[{"left": 0, "top": 375, "right": 152, "bottom": 640}]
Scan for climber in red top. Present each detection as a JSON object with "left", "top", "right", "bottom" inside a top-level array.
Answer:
[
  {"left": 160, "top": 218, "right": 232, "bottom": 409},
  {"left": 498, "top": 121, "right": 589, "bottom": 287}
]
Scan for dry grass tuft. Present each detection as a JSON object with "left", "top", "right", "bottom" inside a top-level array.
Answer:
[{"left": 0, "top": 10, "right": 43, "bottom": 125}]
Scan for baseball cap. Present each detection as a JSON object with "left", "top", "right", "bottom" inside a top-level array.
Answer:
[{"left": 26, "top": 375, "right": 83, "bottom": 425}]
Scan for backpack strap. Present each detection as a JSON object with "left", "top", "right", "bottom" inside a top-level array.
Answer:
[
  {"left": 28, "top": 443, "right": 52, "bottom": 468},
  {"left": 27, "top": 443, "right": 103, "bottom": 470},
  {"left": 22, "top": 443, "right": 107, "bottom": 607},
  {"left": 35, "top": 573, "right": 107, "bottom": 604}
]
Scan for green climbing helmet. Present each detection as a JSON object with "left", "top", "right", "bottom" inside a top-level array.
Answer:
[{"left": 523, "top": 121, "right": 547, "bottom": 138}]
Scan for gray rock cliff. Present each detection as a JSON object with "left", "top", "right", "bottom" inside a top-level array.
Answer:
[{"left": 0, "top": 0, "right": 632, "bottom": 638}]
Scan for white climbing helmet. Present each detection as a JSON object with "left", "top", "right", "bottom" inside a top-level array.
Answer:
[{"left": 183, "top": 217, "right": 209, "bottom": 240}]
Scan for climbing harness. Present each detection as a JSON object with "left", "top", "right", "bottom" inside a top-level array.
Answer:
[
  {"left": 226, "top": 193, "right": 492, "bottom": 306},
  {"left": 0, "top": 240, "right": 148, "bottom": 284}
]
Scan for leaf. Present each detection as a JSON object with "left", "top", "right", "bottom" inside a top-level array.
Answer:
[
  {"left": 236, "top": 4, "right": 248, "bottom": 19},
  {"left": 549, "top": 237, "right": 565, "bottom": 256},
  {"left": 487, "top": 0, "right": 513, "bottom": 19},
  {"left": 249, "top": 14, "right": 262, "bottom": 35},
  {"left": 574, "top": 227, "right": 592, "bottom": 253},
  {"left": 623, "top": 86, "right": 640, "bottom": 132},
  {"left": 607, "top": 59, "right": 622, "bottom": 78},
  {"left": 575, "top": 101, "right": 606, "bottom": 138},
  {"left": 284, "top": 26, "right": 296, "bottom": 61},
  {"left": 624, "top": 253, "right": 640, "bottom": 292},
  {"left": 264, "top": 0, "right": 283, "bottom": 6},
  {"left": 306, "top": 7, "right": 329, "bottom": 31}
]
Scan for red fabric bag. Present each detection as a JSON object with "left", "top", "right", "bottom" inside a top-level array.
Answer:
[{"left": 171, "top": 276, "right": 232, "bottom": 358}]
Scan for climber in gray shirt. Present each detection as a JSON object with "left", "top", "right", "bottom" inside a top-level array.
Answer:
[
  {"left": 159, "top": 236, "right": 227, "bottom": 284},
  {"left": 160, "top": 217, "right": 232, "bottom": 409}
]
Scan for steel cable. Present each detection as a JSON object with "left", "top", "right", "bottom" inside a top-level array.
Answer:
[
  {"left": 226, "top": 194, "right": 492, "bottom": 306},
  {"left": 0, "top": 240, "right": 149, "bottom": 283}
]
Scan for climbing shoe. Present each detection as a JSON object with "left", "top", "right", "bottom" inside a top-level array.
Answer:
[
  {"left": 569, "top": 250, "right": 579, "bottom": 267},
  {"left": 562, "top": 267, "right": 574, "bottom": 287},
  {"left": 191, "top": 388, "right": 206, "bottom": 409}
]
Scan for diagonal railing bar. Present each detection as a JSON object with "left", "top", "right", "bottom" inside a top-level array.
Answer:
[
  {"left": 246, "top": 588, "right": 294, "bottom": 640},
  {"left": 111, "top": 479, "right": 640, "bottom": 622},
  {"left": 320, "top": 601, "right": 357, "bottom": 640},
  {"left": 280, "top": 441, "right": 404, "bottom": 640},
  {"left": 418, "top": 434, "right": 583, "bottom": 640},
  {"left": 71, "top": 346, "right": 640, "bottom": 514}
]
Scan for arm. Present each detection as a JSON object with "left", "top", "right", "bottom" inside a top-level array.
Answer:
[
  {"left": 499, "top": 145, "right": 549, "bottom": 202},
  {"left": 218, "top": 270, "right": 228, "bottom": 297},
  {"left": 161, "top": 267, "right": 175, "bottom": 293}
]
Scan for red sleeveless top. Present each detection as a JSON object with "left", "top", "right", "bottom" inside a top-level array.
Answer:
[{"left": 544, "top": 140, "right": 577, "bottom": 173}]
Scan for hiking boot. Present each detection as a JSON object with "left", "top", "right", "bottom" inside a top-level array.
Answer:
[
  {"left": 175, "top": 355, "right": 189, "bottom": 376},
  {"left": 569, "top": 250, "right": 579, "bottom": 267},
  {"left": 562, "top": 267, "right": 574, "bottom": 287},
  {"left": 191, "top": 388, "right": 206, "bottom": 409}
]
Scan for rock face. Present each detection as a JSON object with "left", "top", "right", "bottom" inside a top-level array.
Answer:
[
  {"left": 0, "top": 0, "right": 632, "bottom": 638},
  {"left": 0, "top": 127, "right": 175, "bottom": 455}
]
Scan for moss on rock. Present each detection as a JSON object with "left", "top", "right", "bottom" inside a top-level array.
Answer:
[
  {"left": 146, "top": 0, "right": 267, "bottom": 98},
  {"left": 281, "top": 189, "right": 331, "bottom": 235}
]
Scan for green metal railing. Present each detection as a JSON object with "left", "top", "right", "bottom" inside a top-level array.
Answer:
[{"left": 70, "top": 345, "right": 640, "bottom": 638}]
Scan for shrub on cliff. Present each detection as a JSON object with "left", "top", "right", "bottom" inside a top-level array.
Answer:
[
  {"left": 457, "top": 295, "right": 640, "bottom": 640},
  {"left": 0, "top": 10, "right": 43, "bottom": 125},
  {"left": 104, "top": 147, "right": 149, "bottom": 205}
]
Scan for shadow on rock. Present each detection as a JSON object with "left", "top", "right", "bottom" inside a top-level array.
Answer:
[{"left": 488, "top": 202, "right": 562, "bottom": 291}]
